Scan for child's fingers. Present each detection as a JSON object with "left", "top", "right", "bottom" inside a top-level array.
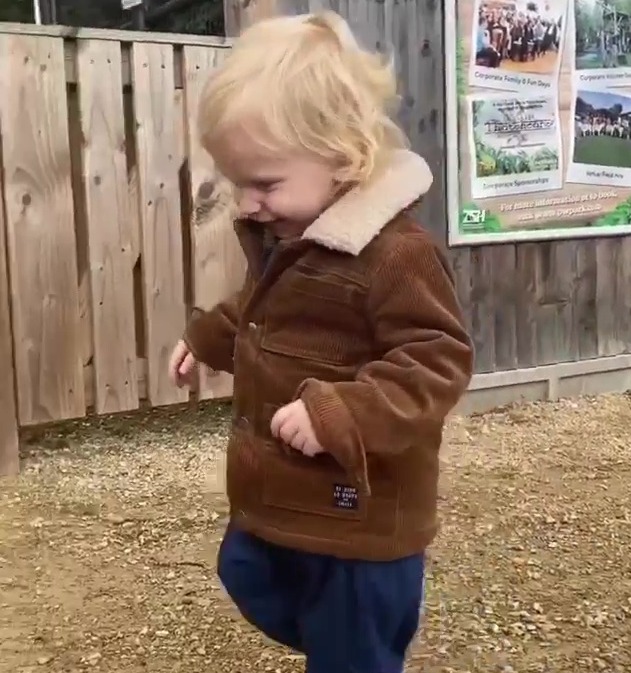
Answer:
[
  {"left": 290, "top": 430, "right": 308, "bottom": 454},
  {"left": 270, "top": 405, "right": 290, "bottom": 437},
  {"left": 168, "top": 340, "right": 188, "bottom": 384},
  {"left": 179, "top": 352, "right": 197, "bottom": 376},
  {"left": 279, "top": 419, "right": 300, "bottom": 446}
]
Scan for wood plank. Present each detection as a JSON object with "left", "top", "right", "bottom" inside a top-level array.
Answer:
[
  {"left": 0, "top": 22, "right": 233, "bottom": 48},
  {"left": 0, "top": 155, "right": 20, "bottom": 476},
  {"left": 490, "top": 245, "right": 518, "bottom": 371},
  {"left": 617, "top": 237, "right": 631, "bottom": 355},
  {"left": 534, "top": 242, "right": 577, "bottom": 366},
  {"left": 66, "top": 88, "right": 94, "bottom": 388},
  {"left": 0, "top": 34, "right": 85, "bottom": 425},
  {"left": 469, "top": 247, "right": 495, "bottom": 373},
  {"left": 123, "top": 91, "right": 142, "bottom": 267},
  {"left": 132, "top": 42, "right": 188, "bottom": 407},
  {"left": 515, "top": 243, "right": 539, "bottom": 369},
  {"left": 77, "top": 39, "right": 139, "bottom": 414},
  {"left": 82, "top": 357, "right": 147, "bottom": 409},
  {"left": 448, "top": 247, "right": 472, "bottom": 338},
  {"left": 595, "top": 238, "right": 631, "bottom": 358},
  {"left": 409, "top": 0, "right": 446, "bottom": 243},
  {"left": 182, "top": 45, "right": 245, "bottom": 400},
  {"left": 573, "top": 240, "right": 598, "bottom": 360},
  {"left": 60, "top": 42, "right": 232, "bottom": 88}
]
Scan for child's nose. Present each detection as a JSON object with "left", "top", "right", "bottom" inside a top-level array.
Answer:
[{"left": 238, "top": 191, "right": 261, "bottom": 218}]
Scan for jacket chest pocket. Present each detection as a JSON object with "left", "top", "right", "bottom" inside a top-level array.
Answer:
[{"left": 260, "top": 269, "right": 369, "bottom": 366}]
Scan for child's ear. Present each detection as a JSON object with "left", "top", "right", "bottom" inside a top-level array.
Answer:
[
  {"left": 331, "top": 178, "right": 350, "bottom": 199},
  {"left": 331, "top": 166, "right": 350, "bottom": 184}
]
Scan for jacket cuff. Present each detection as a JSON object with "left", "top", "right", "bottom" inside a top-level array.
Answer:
[
  {"left": 183, "top": 307, "right": 209, "bottom": 362},
  {"left": 183, "top": 306, "right": 235, "bottom": 373},
  {"left": 298, "top": 378, "right": 371, "bottom": 495}
]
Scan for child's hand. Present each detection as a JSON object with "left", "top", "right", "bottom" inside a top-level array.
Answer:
[
  {"left": 168, "top": 339, "right": 197, "bottom": 388},
  {"left": 270, "top": 400, "right": 324, "bottom": 457}
]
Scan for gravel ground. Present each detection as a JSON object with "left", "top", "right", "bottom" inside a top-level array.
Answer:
[{"left": 1, "top": 394, "right": 630, "bottom": 673}]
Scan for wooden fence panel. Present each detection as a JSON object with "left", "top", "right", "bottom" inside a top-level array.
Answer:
[
  {"left": 0, "top": 168, "right": 19, "bottom": 476},
  {"left": 515, "top": 244, "right": 539, "bottom": 369},
  {"left": 574, "top": 240, "right": 598, "bottom": 361},
  {"left": 132, "top": 42, "right": 188, "bottom": 407},
  {"left": 76, "top": 39, "right": 139, "bottom": 415},
  {"left": 537, "top": 242, "right": 578, "bottom": 366},
  {"left": 490, "top": 245, "right": 518, "bottom": 372},
  {"left": 0, "top": 34, "right": 85, "bottom": 425},
  {"left": 595, "top": 237, "right": 631, "bottom": 358},
  {"left": 182, "top": 45, "right": 245, "bottom": 400}
]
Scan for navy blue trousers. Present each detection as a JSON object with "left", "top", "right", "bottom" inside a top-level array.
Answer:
[{"left": 217, "top": 525, "right": 425, "bottom": 673}]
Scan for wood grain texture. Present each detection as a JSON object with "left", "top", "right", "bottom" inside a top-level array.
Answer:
[
  {"left": 490, "top": 245, "right": 518, "bottom": 371},
  {"left": 536, "top": 242, "right": 577, "bottom": 366},
  {"left": 448, "top": 247, "right": 472, "bottom": 337},
  {"left": 515, "top": 243, "right": 539, "bottom": 369},
  {"left": 0, "top": 22, "right": 233, "bottom": 48},
  {"left": 470, "top": 247, "right": 495, "bottom": 373},
  {"left": 182, "top": 45, "right": 245, "bottom": 400},
  {"left": 0, "top": 34, "right": 84, "bottom": 425},
  {"left": 0, "top": 156, "right": 19, "bottom": 476},
  {"left": 595, "top": 237, "right": 631, "bottom": 358},
  {"left": 405, "top": 0, "right": 446, "bottom": 241},
  {"left": 66, "top": 88, "right": 95, "bottom": 396},
  {"left": 77, "top": 39, "right": 139, "bottom": 414},
  {"left": 132, "top": 42, "right": 188, "bottom": 407},
  {"left": 573, "top": 240, "right": 598, "bottom": 361}
]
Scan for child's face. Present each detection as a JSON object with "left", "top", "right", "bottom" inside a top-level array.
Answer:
[{"left": 211, "top": 125, "right": 339, "bottom": 239}]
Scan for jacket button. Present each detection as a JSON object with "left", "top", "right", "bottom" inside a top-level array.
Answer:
[{"left": 248, "top": 321, "right": 257, "bottom": 332}]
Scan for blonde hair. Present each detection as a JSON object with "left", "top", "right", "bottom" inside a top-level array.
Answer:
[{"left": 198, "top": 11, "right": 408, "bottom": 184}]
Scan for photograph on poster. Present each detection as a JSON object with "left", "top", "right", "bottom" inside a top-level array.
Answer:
[
  {"left": 574, "top": 0, "right": 631, "bottom": 87},
  {"left": 567, "top": 88, "right": 631, "bottom": 186},
  {"left": 467, "top": 93, "right": 562, "bottom": 199},
  {"left": 469, "top": 0, "right": 568, "bottom": 93}
]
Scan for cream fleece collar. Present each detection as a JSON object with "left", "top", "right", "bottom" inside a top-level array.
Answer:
[{"left": 301, "top": 150, "right": 433, "bottom": 255}]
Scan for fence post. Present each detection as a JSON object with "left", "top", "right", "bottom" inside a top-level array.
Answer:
[{"left": 0, "top": 156, "right": 19, "bottom": 476}]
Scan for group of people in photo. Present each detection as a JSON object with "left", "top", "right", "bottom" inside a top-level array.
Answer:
[
  {"left": 475, "top": 3, "right": 562, "bottom": 68},
  {"left": 575, "top": 113, "right": 631, "bottom": 139}
]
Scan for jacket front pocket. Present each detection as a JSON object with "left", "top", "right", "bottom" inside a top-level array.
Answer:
[
  {"left": 260, "top": 271, "right": 369, "bottom": 366},
  {"left": 262, "top": 445, "right": 367, "bottom": 522}
]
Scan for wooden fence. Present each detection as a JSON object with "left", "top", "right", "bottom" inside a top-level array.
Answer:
[{"left": 0, "top": 24, "right": 247, "bottom": 476}]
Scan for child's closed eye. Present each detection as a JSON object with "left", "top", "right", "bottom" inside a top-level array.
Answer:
[{"left": 254, "top": 180, "right": 281, "bottom": 193}]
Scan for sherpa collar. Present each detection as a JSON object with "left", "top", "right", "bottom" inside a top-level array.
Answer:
[{"left": 301, "top": 150, "right": 432, "bottom": 255}]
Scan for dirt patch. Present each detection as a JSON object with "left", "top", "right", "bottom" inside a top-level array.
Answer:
[{"left": 1, "top": 395, "right": 630, "bottom": 673}]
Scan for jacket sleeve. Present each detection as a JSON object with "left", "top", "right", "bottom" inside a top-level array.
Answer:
[
  {"left": 183, "top": 273, "right": 251, "bottom": 373},
  {"left": 298, "top": 233, "right": 473, "bottom": 493}
]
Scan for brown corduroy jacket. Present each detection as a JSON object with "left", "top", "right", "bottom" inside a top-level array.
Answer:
[{"left": 184, "top": 150, "right": 474, "bottom": 561}]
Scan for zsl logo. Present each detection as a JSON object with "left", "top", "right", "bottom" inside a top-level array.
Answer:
[{"left": 462, "top": 208, "right": 487, "bottom": 225}]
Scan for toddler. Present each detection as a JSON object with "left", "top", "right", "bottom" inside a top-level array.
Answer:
[{"left": 169, "top": 11, "right": 474, "bottom": 673}]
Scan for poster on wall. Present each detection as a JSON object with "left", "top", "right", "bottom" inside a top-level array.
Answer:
[{"left": 446, "top": 0, "right": 631, "bottom": 245}]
